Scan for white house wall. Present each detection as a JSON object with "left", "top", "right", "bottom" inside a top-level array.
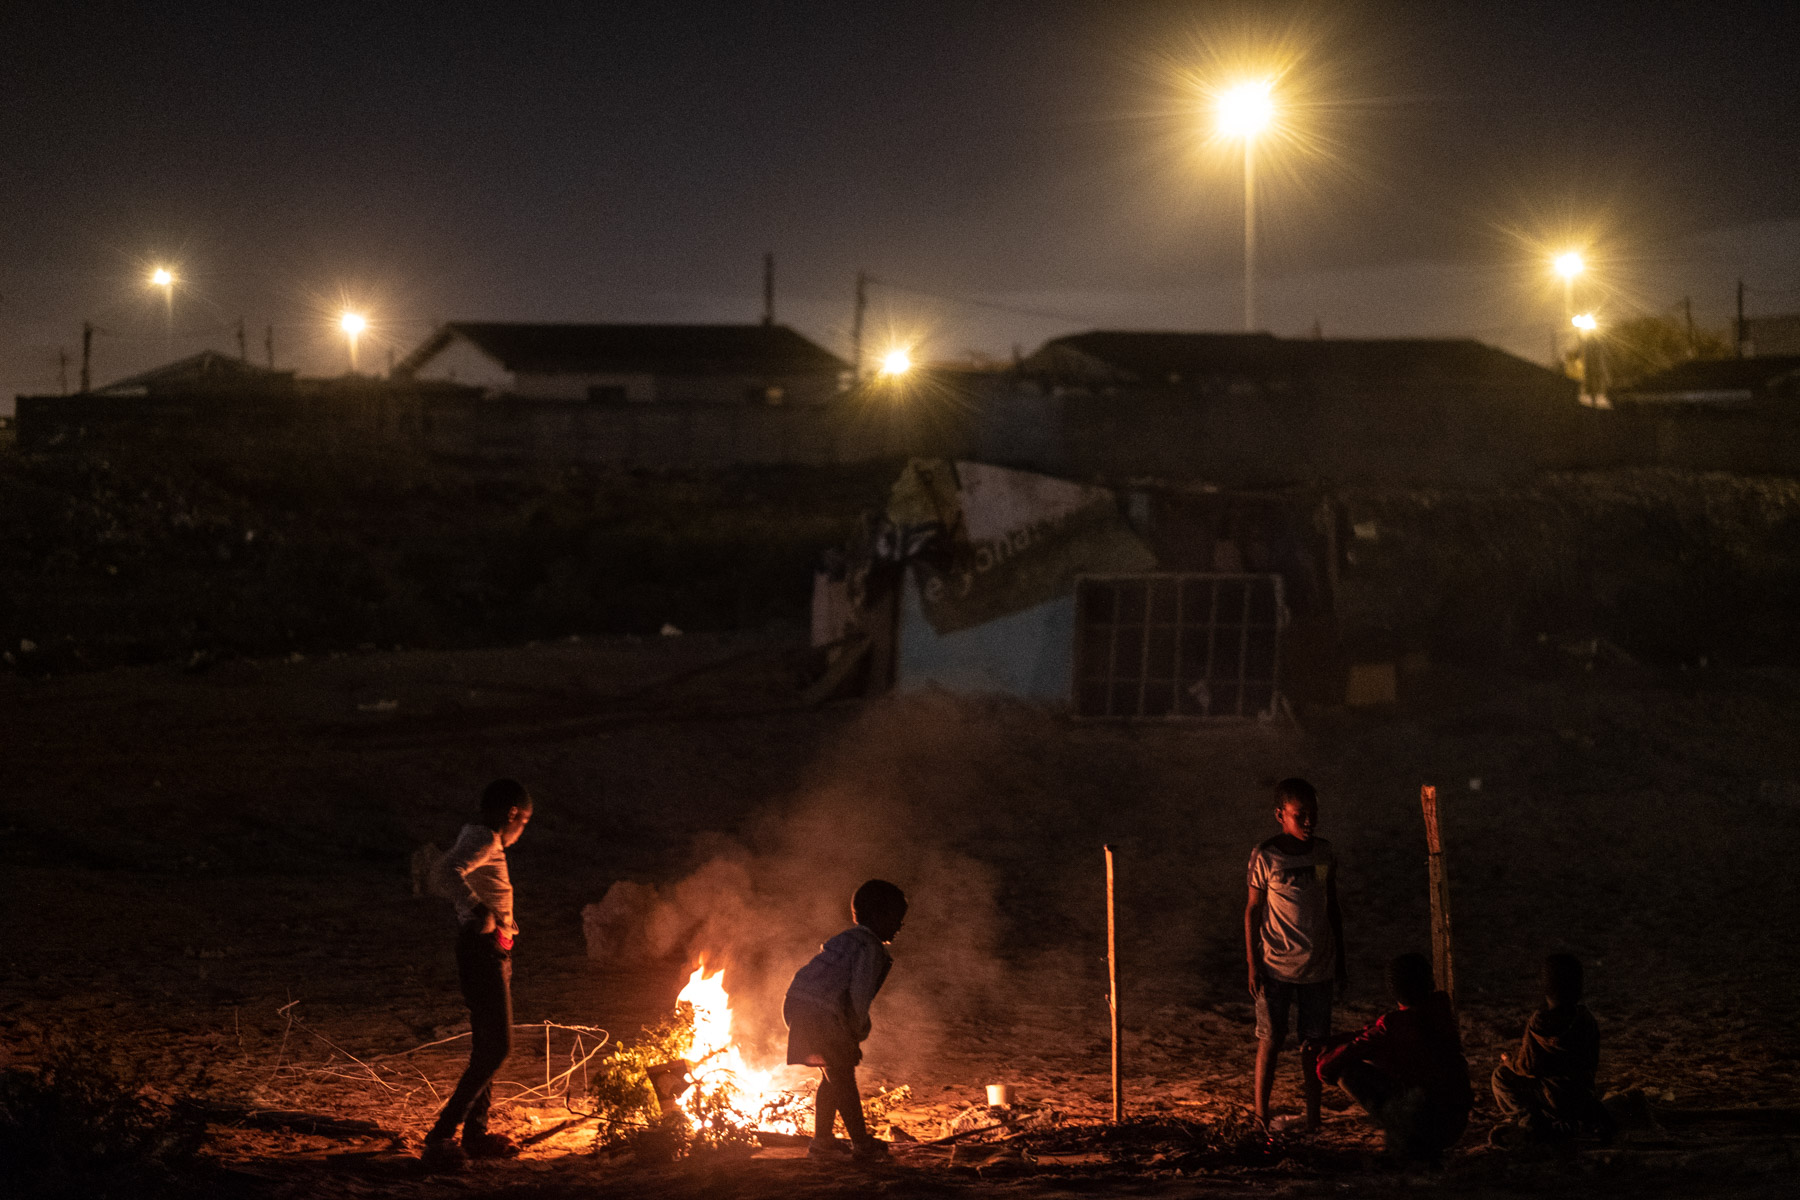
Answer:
[
  {"left": 513, "top": 371, "right": 841, "bottom": 405},
  {"left": 513, "top": 372, "right": 657, "bottom": 402}
]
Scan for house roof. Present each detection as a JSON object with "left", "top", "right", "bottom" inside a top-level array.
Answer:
[
  {"left": 1615, "top": 355, "right": 1800, "bottom": 403},
  {"left": 1024, "top": 331, "right": 1564, "bottom": 388},
  {"left": 95, "top": 350, "right": 295, "bottom": 395},
  {"left": 394, "top": 322, "right": 849, "bottom": 378}
]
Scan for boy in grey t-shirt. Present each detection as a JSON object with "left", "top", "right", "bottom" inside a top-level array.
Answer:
[{"left": 1244, "top": 778, "right": 1346, "bottom": 1131}]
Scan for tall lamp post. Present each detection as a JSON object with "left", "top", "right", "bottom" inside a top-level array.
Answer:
[
  {"left": 150, "top": 266, "right": 176, "bottom": 349},
  {"left": 340, "top": 311, "right": 367, "bottom": 374},
  {"left": 1217, "top": 79, "right": 1275, "bottom": 332},
  {"left": 1554, "top": 251, "right": 1584, "bottom": 362},
  {"left": 1571, "top": 311, "right": 1599, "bottom": 404}
]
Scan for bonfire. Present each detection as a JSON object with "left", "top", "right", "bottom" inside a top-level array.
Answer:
[{"left": 658, "top": 964, "right": 809, "bottom": 1137}]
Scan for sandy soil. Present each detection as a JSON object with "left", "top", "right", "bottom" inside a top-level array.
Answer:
[{"left": 4, "top": 632, "right": 1798, "bottom": 1197}]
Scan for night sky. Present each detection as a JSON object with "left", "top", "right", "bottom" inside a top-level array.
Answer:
[{"left": 4, "top": 1, "right": 1797, "bottom": 404}]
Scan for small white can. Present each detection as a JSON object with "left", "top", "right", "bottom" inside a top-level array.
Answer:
[{"left": 986, "top": 1083, "right": 1014, "bottom": 1107}]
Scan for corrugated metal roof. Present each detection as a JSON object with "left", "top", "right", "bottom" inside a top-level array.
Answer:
[
  {"left": 1026, "top": 331, "right": 1563, "bottom": 386},
  {"left": 95, "top": 350, "right": 294, "bottom": 395}
]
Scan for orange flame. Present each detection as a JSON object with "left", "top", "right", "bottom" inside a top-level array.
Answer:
[{"left": 674, "top": 963, "right": 804, "bottom": 1134}]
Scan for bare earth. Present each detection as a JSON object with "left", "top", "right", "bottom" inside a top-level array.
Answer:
[{"left": 4, "top": 632, "right": 1798, "bottom": 1197}]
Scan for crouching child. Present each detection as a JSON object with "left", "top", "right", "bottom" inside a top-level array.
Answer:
[
  {"left": 783, "top": 879, "right": 907, "bottom": 1163},
  {"left": 1490, "top": 954, "right": 1616, "bottom": 1143},
  {"left": 1316, "top": 953, "right": 1472, "bottom": 1161}
]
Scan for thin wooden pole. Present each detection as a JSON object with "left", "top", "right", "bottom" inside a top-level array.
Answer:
[
  {"left": 1105, "top": 843, "right": 1122, "bottom": 1123},
  {"left": 1420, "top": 785, "right": 1457, "bottom": 1014}
]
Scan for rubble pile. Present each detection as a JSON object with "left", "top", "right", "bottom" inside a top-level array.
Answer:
[{"left": 0, "top": 444, "right": 882, "bottom": 674}]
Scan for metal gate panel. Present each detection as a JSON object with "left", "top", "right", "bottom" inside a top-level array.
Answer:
[{"left": 1072, "top": 573, "right": 1284, "bottom": 719}]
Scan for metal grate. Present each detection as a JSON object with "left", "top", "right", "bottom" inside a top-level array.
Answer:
[{"left": 1073, "top": 573, "right": 1285, "bottom": 719}]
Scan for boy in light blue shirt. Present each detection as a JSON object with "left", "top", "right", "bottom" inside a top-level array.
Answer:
[{"left": 783, "top": 879, "right": 907, "bottom": 1163}]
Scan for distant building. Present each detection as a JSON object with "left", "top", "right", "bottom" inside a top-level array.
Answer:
[
  {"left": 1614, "top": 355, "right": 1800, "bottom": 406},
  {"left": 984, "top": 331, "right": 1583, "bottom": 485},
  {"left": 392, "top": 322, "right": 850, "bottom": 405},
  {"left": 91, "top": 349, "right": 295, "bottom": 396},
  {"left": 1744, "top": 315, "right": 1800, "bottom": 357},
  {"left": 1019, "top": 330, "right": 1565, "bottom": 395}
]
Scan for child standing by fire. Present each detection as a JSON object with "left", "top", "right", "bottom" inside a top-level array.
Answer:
[
  {"left": 1245, "top": 778, "right": 1347, "bottom": 1133},
  {"left": 421, "top": 779, "right": 534, "bottom": 1172},
  {"left": 783, "top": 879, "right": 908, "bottom": 1163}
]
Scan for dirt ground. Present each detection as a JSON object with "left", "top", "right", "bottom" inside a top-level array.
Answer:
[{"left": 4, "top": 631, "right": 1799, "bottom": 1197}]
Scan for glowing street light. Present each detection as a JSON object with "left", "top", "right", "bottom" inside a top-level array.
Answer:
[
  {"left": 339, "top": 311, "right": 367, "bottom": 373},
  {"left": 1553, "top": 251, "right": 1585, "bottom": 324},
  {"left": 1570, "top": 312, "right": 1602, "bottom": 404},
  {"left": 1216, "top": 79, "right": 1276, "bottom": 332},
  {"left": 149, "top": 266, "right": 177, "bottom": 347},
  {"left": 878, "top": 347, "right": 913, "bottom": 377}
]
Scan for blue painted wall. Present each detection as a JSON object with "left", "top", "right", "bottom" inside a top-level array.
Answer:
[{"left": 895, "top": 574, "right": 1074, "bottom": 702}]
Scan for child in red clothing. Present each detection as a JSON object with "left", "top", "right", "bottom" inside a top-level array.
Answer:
[{"left": 1317, "top": 953, "right": 1472, "bottom": 1160}]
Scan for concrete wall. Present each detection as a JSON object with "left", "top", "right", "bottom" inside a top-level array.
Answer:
[
  {"left": 14, "top": 386, "right": 974, "bottom": 468},
  {"left": 976, "top": 377, "right": 1629, "bottom": 485},
  {"left": 19, "top": 376, "right": 1800, "bottom": 478}
]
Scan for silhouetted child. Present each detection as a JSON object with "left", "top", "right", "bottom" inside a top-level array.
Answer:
[
  {"left": 1245, "top": 778, "right": 1346, "bottom": 1131},
  {"left": 1317, "top": 953, "right": 1472, "bottom": 1160},
  {"left": 784, "top": 879, "right": 907, "bottom": 1163},
  {"left": 1491, "top": 954, "right": 1615, "bottom": 1142},
  {"left": 421, "top": 779, "right": 535, "bottom": 1172}
]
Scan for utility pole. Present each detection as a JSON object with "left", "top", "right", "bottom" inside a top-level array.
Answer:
[
  {"left": 1736, "top": 279, "right": 1747, "bottom": 358},
  {"left": 762, "top": 252, "right": 775, "bottom": 326},
  {"left": 265, "top": 325, "right": 275, "bottom": 370},
  {"left": 58, "top": 348, "right": 69, "bottom": 395},
  {"left": 80, "top": 322, "right": 93, "bottom": 393},
  {"left": 236, "top": 318, "right": 248, "bottom": 363},
  {"left": 850, "top": 270, "right": 868, "bottom": 383},
  {"left": 1682, "top": 296, "right": 1695, "bottom": 357}
]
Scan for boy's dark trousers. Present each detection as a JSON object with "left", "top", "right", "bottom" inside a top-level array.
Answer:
[
  {"left": 1491, "top": 1063, "right": 1613, "bottom": 1138},
  {"left": 814, "top": 1057, "right": 868, "bottom": 1143},
  {"left": 1338, "top": 1061, "right": 1467, "bottom": 1158},
  {"left": 428, "top": 927, "right": 514, "bottom": 1143}
]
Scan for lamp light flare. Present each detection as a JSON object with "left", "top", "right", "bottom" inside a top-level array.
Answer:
[
  {"left": 1553, "top": 252, "right": 1584, "bottom": 280},
  {"left": 1571, "top": 312, "right": 1598, "bottom": 332},
  {"left": 879, "top": 348, "right": 912, "bottom": 377},
  {"left": 1216, "top": 79, "right": 1275, "bottom": 139},
  {"left": 340, "top": 311, "right": 368, "bottom": 373},
  {"left": 150, "top": 267, "right": 174, "bottom": 288}
]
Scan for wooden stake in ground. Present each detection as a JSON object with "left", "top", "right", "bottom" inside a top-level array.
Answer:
[
  {"left": 1420, "top": 785, "right": 1457, "bottom": 1012},
  {"left": 1105, "top": 843, "right": 1122, "bottom": 1123}
]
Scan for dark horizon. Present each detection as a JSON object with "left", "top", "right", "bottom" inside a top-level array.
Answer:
[{"left": 4, "top": 0, "right": 1798, "bottom": 403}]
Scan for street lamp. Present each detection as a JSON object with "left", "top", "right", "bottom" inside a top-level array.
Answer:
[
  {"left": 1571, "top": 312, "right": 1600, "bottom": 404},
  {"left": 340, "top": 311, "right": 367, "bottom": 374},
  {"left": 149, "top": 266, "right": 177, "bottom": 348},
  {"left": 1552, "top": 251, "right": 1585, "bottom": 363},
  {"left": 878, "top": 348, "right": 913, "bottom": 378},
  {"left": 1553, "top": 250, "right": 1584, "bottom": 317},
  {"left": 1217, "top": 79, "right": 1275, "bottom": 332}
]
